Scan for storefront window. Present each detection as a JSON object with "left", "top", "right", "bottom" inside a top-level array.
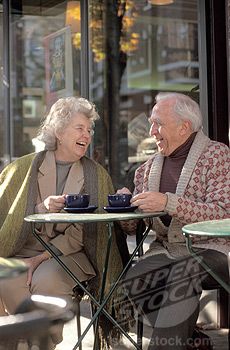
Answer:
[
  {"left": 0, "top": 0, "right": 81, "bottom": 164},
  {"left": 89, "top": 0, "right": 200, "bottom": 188},
  {"left": 1, "top": 0, "right": 203, "bottom": 189},
  {"left": 0, "top": 2, "right": 4, "bottom": 170}
]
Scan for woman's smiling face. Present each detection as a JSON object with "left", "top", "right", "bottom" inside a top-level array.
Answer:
[{"left": 55, "top": 113, "right": 93, "bottom": 161}]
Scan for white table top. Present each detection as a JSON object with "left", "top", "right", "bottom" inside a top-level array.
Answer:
[
  {"left": 24, "top": 211, "right": 164, "bottom": 224},
  {"left": 182, "top": 218, "right": 230, "bottom": 237}
]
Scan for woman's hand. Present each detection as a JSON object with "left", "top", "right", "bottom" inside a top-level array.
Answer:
[
  {"left": 43, "top": 195, "right": 66, "bottom": 212},
  {"left": 131, "top": 191, "right": 167, "bottom": 212},
  {"left": 23, "top": 251, "right": 51, "bottom": 286}
]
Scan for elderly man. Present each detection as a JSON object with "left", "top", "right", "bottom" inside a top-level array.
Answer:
[{"left": 119, "top": 92, "right": 229, "bottom": 349}]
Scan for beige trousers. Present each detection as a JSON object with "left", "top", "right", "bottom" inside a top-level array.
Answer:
[{"left": 0, "top": 256, "right": 80, "bottom": 346}]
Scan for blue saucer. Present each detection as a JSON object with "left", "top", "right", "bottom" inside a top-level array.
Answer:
[
  {"left": 64, "top": 205, "right": 97, "bottom": 213},
  {"left": 103, "top": 206, "right": 138, "bottom": 213}
]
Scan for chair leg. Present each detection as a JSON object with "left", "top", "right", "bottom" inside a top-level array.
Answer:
[
  {"left": 75, "top": 301, "right": 82, "bottom": 350},
  {"left": 137, "top": 315, "right": 143, "bottom": 349},
  {"left": 219, "top": 288, "right": 229, "bottom": 328},
  {"left": 226, "top": 291, "right": 229, "bottom": 349},
  {"left": 90, "top": 301, "right": 96, "bottom": 335},
  {"left": 218, "top": 288, "right": 229, "bottom": 348},
  {"left": 136, "top": 220, "right": 145, "bottom": 349}
]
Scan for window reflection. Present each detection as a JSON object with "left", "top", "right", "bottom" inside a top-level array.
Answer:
[
  {"left": 90, "top": 0, "right": 199, "bottom": 188},
  {"left": 0, "top": 4, "right": 4, "bottom": 167},
  {"left": 0, "top": 0, "right": 200, "bottom": 188},
  {"left": 1, "top": 1, "right": 80, "bottom": 163}
]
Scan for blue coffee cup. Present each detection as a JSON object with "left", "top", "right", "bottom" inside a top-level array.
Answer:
[
  {"left": 108, "top": 194, "right": 132, "bottom": 207},
  {"left": 65, "top": 194, "right": 90, "bottom": 208}
]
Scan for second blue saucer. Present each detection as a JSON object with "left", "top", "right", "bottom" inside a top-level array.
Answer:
[{"left": 103, "top": 206, "right": 138, "bottom": 213}]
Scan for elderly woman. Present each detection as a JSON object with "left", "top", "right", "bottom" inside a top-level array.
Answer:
[{"left": 0, "top": 97, "right": 130, "bottom": 349}]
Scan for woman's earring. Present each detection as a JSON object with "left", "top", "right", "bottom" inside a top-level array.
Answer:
[{"left": 58, "top": 139, "right": 62, "bottom": 145}]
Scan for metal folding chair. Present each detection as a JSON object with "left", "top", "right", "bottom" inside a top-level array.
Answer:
[
  {"left": 72, "top": 284, "right": 85, "bottom": 350},
  {"left": 5, "top": 294, "right": 75, "bottom": 350},
  {"left": 0, "top": 309, "right": 49, "bottom": 350}
]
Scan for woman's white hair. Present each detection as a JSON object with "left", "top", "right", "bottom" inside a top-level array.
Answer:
[
  {"left": 156, "top": 92, "right": 203, "bottom": 132},
  {"left": 37, "top": 96, "right": 100, "bottom": 150}
]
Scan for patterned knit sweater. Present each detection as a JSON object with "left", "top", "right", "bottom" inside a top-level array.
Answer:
[{"left": 129, "top": 130, "right": 230, "bottom": 256}]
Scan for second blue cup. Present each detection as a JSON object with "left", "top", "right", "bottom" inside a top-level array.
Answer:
[{"left": 108, "top": 194, "right": 132, "bottom": 207}]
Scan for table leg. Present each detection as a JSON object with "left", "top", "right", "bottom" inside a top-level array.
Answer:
[
  {"left": 32, "top": 220, "right": 152, "bottom": 350},
  {"left": 32, "top": 223, "right": 142, "bottom": 349},
  {"left": 75, "top": 219, "right": 153, "bottom": 350},
  {"left": 73, "top": 221, "right": 153, "bottom": 350},
  {"left": 185, "top": 234, "right": 230, "bottom": 293},
  {"left": 93, "top": 222, "right": 113, "bottom": 350}
]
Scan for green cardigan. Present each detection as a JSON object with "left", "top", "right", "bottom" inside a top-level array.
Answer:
[{"left": 0, "top": 151, "right": 133, "bottom": 348}]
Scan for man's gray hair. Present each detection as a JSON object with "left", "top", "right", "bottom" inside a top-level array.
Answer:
[
  {"left": 156, "top": 92, "right": 203, "bottom": 132},
  {"left": 37, "top": 96, "right": 100, "bottom": 150}
]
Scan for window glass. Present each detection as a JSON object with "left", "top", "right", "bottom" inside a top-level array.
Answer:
[
  {"left": 2, "top": 0, "right": 81, "bottom": 162},
  {"left": 89, "top": 0, "right": 200, "bottom": 189},
  {"left": 1, "top": 0, "right": 202, "bottom": 189},
  {"left": 0, "top": 2, "right": 4, "bottom": 170}
]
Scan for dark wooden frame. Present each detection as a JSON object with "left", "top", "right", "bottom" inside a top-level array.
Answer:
[
  {"left": 227, "top": 0, "right": 230, "bottom": 145},
  {"left": 205, "top": 0, "right": 229, "bottom": 146}
]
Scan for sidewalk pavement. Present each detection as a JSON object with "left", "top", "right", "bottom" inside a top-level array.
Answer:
[
  {"left": 58, "top": 299, "right": 153, "bottom": 349},
  {"left": 58, "top": 307, "right": 228, "bottom": 349}
]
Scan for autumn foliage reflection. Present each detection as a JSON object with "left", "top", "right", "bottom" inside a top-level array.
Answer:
[{"left": 66, "top": 0, "right": 140, "bottom": 62}]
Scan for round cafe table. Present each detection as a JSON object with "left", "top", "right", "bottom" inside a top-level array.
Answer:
[
  {"left": 182, "top": 218, "right": 230, "bottom": 293},
  {"left": 25, "top": 211, "right": 164, "bottom": 350},
  {"left": 183, "top": 218, "right": 230, "bottom": 348},
  {"left": 0, "top": 257, "right": 28, "bottom": 279}
]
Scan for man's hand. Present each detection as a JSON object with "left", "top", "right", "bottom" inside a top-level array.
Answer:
[
  {"left": 43, "top": 195, "right": 66, "bottom": 212},
  {"left": 131, "top": 191, "right": 167, "bottom": 212},
  {"left": 23, "top": 251, "right": 51, "bottom": 286},
  {"left": 116, "top": 187, "right": 132, "bottom": 195}
]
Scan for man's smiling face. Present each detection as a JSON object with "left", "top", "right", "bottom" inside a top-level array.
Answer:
[{"left": 149, "top": 99, "right": 191, "bottom": 156}]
